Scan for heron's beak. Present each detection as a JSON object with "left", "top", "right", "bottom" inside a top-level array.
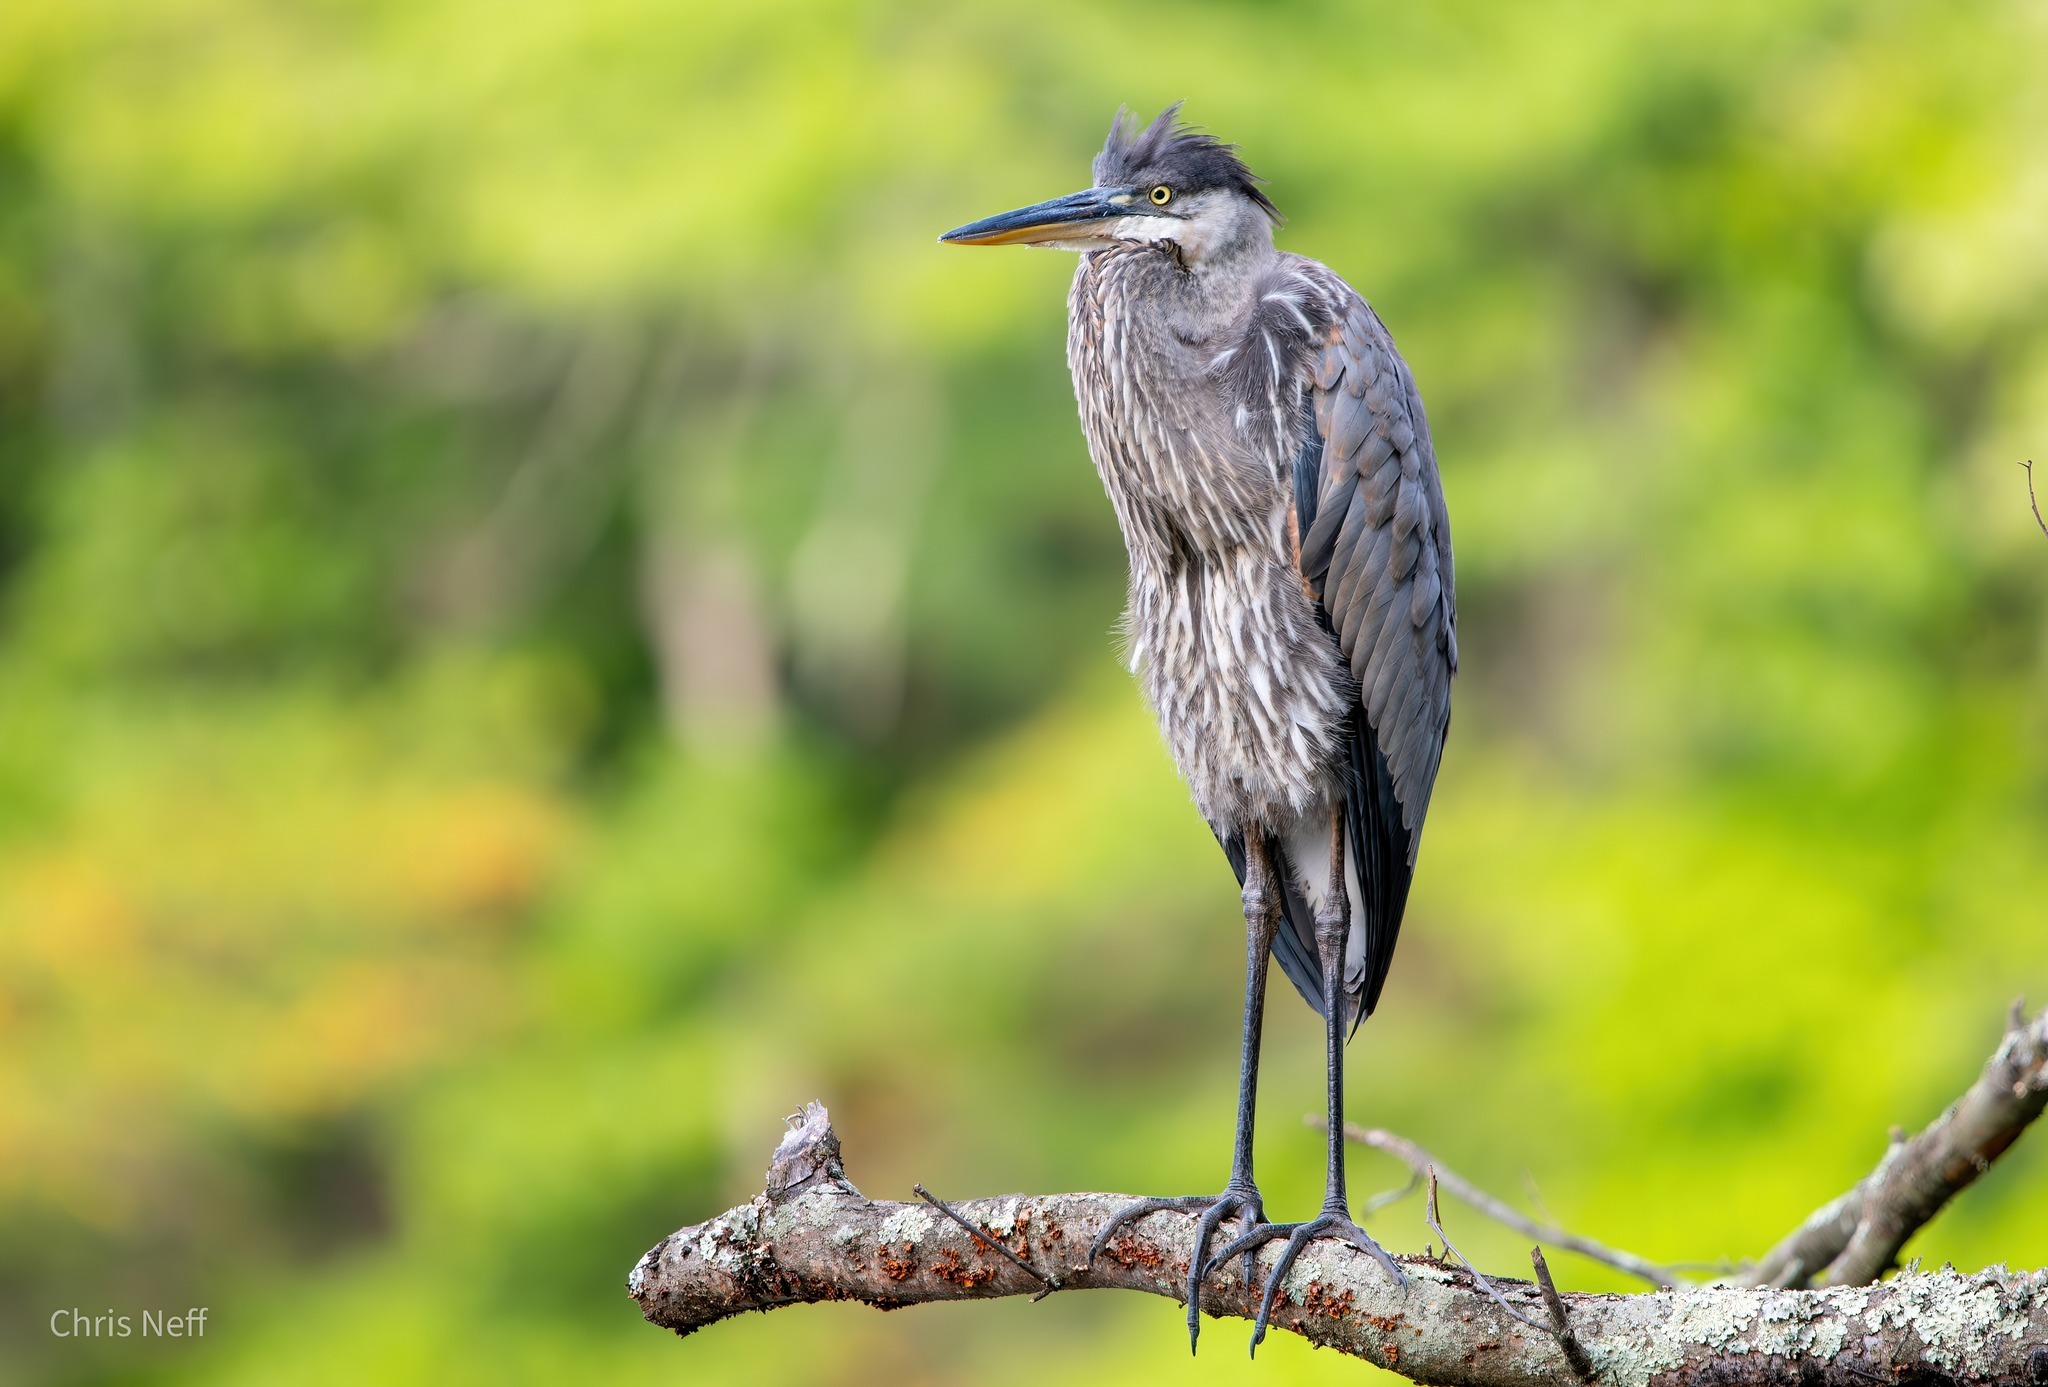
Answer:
[{"left": 939, "top": 187, "right": 1137, "bottom": 247}]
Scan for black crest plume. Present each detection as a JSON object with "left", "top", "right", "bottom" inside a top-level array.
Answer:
[{"left": 1094, "top": 103, "right": 1281, "bottom": 223}]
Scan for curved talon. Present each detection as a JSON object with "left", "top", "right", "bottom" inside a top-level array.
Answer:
[
  {"left": 1202, "top": 1219, "right": 1297, "bottom": 1285},
  {"left": 1085, "top": 1190, "right": 1266, "bottom": 1355},
  {"left": 1086, "top": 1194, "right": 1214, "bottom": 1267},
  {"left": 1181, "top": 1189, "right": 1263, "bottom": 1354},
  {"left": 1207, "top": 1214, "right": 1406, "bottom": 1356},
  {"left": 1250, "top": 1221, "right": 1323, "bottom": 1352},
  {"left": 1339, "top": 1220, "right": 1407, "bottom": 1291}
]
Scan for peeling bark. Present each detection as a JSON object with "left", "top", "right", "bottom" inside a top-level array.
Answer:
[{"left": 630, "top": 1104, "right": 2048, "bottom": 1386}]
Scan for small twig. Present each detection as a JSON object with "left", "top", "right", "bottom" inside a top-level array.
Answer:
[
  {"left": 1361, "top": 1168, "right": 1424, "bottom": 1217},
  {"left": 1425, "top": 1168, "right": 1548, "bottom": 1332},
  {"left": 2025, "top": 460, "right": 2047, "bottom": 538},
  {"left": 913, "top": 1183, "right": 1058, "bottom": 1298},
  {"left": 1531, "top": 1246, "right": 1596, "bottom": 1380},
  {"left": 1318, "top": 1117, "right": 1676, "bottom": 1287}
]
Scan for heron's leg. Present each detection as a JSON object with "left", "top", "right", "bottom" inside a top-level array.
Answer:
[
  {"left": 1212, "top": 827, "right": 1279, "bottom": 1277},
  {"left": 1206, "top": 807, "right": 1406, "bottom": 1356},
  {"left": 1313, "top": 806, "right": 1359, "bottom": 1215},
  {"left": 1087, "top": 824, "right": 1279, "bottom": 1352}
]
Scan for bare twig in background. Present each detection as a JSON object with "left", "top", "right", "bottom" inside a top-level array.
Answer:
[
  {"left": 1665, "top": 1258, "right": 1742, "bottom": 1276},
  {"left": 1743, "top": 1000, "right": 2048, "bottom": 1287},
  {"left": 2026, "top": 460, "right": 2046, "bottom": 538},
  {"left": 1316, "top": 1116, "right": 1676, "bottom": 1287},
  {"left": 437, "top": 323, "right": 649, "bottom": 625},
  {"left": 630, "top": 1102, "right": 2048, "bottom": 1386},
  {"left": 1359, "top": 1168, "right": 1422, "bottom": 1217}
]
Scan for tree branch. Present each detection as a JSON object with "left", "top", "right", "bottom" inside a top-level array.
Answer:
[
  {"left": 631, "top": 1101, "right": 2048, "bottom": 1385},
  {"left": 1743, "top": 1000, "right": 2048, "bottom": 1288}
]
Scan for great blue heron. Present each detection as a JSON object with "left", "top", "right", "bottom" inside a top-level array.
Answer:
[{"left": 941, "top": 105, "right": 1456, "bottom": 1352}]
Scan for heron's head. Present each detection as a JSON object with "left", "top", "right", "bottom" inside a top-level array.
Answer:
[{"left": 940, "top": 104, "right": 1279, "bottom": 268}]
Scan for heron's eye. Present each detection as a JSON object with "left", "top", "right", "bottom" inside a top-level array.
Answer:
[{"left": 1149, "top": 185, "right": 1172, "bottom": 206}]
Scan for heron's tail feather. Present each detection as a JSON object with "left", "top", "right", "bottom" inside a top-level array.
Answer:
[{"left": 1268, "top": 846, "right": 1328, "bottom": 1019}]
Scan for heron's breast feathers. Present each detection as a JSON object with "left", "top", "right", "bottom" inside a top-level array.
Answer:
[{"left": 1064, "top": 249, "right": 1453, "bottom": 837}]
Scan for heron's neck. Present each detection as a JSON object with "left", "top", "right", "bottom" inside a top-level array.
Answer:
[
  {"left": 1163, "top": 240, "right": 1280, "bottom": 342},
  {"left": 1181, "top": 197, "right": 1276, "bottom": 268}
]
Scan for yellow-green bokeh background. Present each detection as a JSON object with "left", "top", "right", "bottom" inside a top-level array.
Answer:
[{"left": 2, "top": 2, "right": 2046, "bottom": 1383}]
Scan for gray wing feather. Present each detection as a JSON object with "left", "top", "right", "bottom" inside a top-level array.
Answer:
[
  {"left": 1215, "top": 259, "right": 1455, "bottom": 1023},
  {"left": 1296, "top": 273, "right": 1456, "bottom": 1018},
  {"left": 1318, "top": 301, "right": 1455, "bottom": 843}
]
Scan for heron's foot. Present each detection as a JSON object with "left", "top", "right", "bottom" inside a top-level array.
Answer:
[
  {"left": 1206, "top": 1210, "right": 1407, "bottom": 1356},
  {"left": 1086, "top": 1186, "right": 1266, "bottom": 1353}
]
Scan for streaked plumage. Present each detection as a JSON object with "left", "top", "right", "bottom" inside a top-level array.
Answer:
[{"left": 941, "top": 104, "right": 1455, "bottom": 1352}]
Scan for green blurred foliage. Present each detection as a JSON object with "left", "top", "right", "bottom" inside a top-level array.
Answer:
[{"left": 1, "top": 0, "right": 2045, "bottom": 1382}]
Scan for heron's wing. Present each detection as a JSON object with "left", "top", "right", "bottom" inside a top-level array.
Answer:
[{"left": 1289, "top": 281, "right": 1457, "bottom": 1020}]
